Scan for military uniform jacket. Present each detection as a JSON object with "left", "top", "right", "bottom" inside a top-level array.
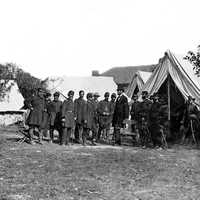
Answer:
[
  {"left": 183, "top": 102, "right": 199, "bottom": 125},
  {"left": 26, "top": 95, "right": 46, "bottom": 127},
  {"left": 130, "top": 101, "right": 140, "bottom": 121},
  {"left": 112, "top": 94, "right": 129, "bottom": 127},
  {"left": 149, "top": 102, "right": 161, "bottom": 124},
  {"left": 40, "top": 99, "right": 52, "bottom": 129},
  {"left": 83, "top": 100, "right": 95, "bottom": 129},
  {"left": 48, "top": 100, "right": 62, "bottom": 126},
  {"left": 74, "top": 98, "right": 86, "bottom": 124},
  {"left": 98, "top": 99, "right": 112, "bottom": 128},
  {"left": 92, "top": 99, "right": 99, "bottom": 123},
  {"left": 98, "top": 100, "right": 111, "bottom": 116},
  {"left": 138, "top": 98, "right": 152, "bottom": 120},
  {"left": 109, "top": 101, "right": 116, "bottom": 116},
  {"left": 61, "top": 99, "right": 76, "bottom": 128}
]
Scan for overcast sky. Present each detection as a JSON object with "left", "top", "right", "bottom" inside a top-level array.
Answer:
[{"left": 0, "top": 0, "right": 199, "bottom": 79}]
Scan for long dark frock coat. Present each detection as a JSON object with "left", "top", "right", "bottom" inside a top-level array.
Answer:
[
  {"left": 74, "top": 98, "right": 86, "bottom": 125},
  {"left": 48, "top": 100, "right": 62, "bottom": 127},
  {"left": 112, "top": 94, "right": 129, "bottom": 128},
  {"left": 83, "top": 100, "right": 95, "bottom": 129},
  {"left": 61, "top": 99, "right": 75, "bottom": 128},
  {"left": 98, "top": 99, "right": 112, "bottom": 129},
  {"left": 27, "top": 95, "right": 46, "bottom": 127}
]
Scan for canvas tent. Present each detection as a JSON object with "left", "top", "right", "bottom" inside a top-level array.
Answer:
[
  {"left": 125, "top": 71, "right": 152, "bottom": 98},
  {"left": 46, "top": 76, "right": 117, "bottom": 100},
  {"left": 0, "top": 80, "right": 24, "bottom": 126},
  {"left": 0, "top": 80, "right": 24, "bottom": 111},
  {"left": 139, "top": 50, "right": 200, "bottom": 121}
]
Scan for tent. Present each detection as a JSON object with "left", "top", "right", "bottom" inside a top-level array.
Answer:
[
  {"left": 125, "top": 71, "right": 152, "bottom": 98},
  {"left": 139, "top": 50, "right": 200, "bottom": 121},
  {"left": 0, "top": 80, "right": 24, "bottom": 112},
  {"left": 46, "top": 76, "right": 117, "bottom": 100},
  {"left": 0, "top": 80, "right": 24, "bottom": 126}
]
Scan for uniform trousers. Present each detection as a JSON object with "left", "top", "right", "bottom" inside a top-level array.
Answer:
[
  {"left": 74, "top": 123, "right": 83, "bottom": 142},
  {"left": 50, "top": 125, "right": 62, "bottom": 143},
  {"left": 113, "top": 126, "right": 121, "bottom": 145},
  {"left": 61, "top": 127, "right": 72, "bottom": 145}
]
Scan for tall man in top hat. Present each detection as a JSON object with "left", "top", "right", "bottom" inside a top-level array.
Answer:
[{"left": 112, "top": 86, "right": 129, "bottom": 145}]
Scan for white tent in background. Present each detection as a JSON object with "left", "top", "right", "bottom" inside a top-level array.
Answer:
[
  {"left": 0, "top": 80, "right": 24, "bottom": 111},
  {"left": 125, "top": 71, "right": 152, "bottom": 98},
  {"left": 46, "top": 76, "right": 117, "bottom": 100},
  {"left": 0, "top": 80, "right": 24, "bottom": 126}
]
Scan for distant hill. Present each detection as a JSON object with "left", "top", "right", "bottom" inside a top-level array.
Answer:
[{"left": 100, "top": 65, "right": 156, "bottom": 85}]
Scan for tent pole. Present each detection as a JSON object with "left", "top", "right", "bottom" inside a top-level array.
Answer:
[
  {"left": 167, "top": 75, "right": 171, "bottom": 138},
  {"left": 167, "top": 75, "right": 170, "bottom": 121}
]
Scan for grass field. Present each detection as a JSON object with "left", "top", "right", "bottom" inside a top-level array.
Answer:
[{"left": 0, "top": 128, "right": 200, "bottom": 200}]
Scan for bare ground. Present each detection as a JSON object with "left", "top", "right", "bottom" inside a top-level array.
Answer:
[{"left": 0, "top": 127, "right": 200, "bottom": 200}]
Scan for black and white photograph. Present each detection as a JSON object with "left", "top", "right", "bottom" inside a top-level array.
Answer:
[{"left": 0, "top": 0, "right": 200, "bottom": 199}]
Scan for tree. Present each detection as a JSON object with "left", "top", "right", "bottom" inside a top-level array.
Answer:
[
  {"left": 185, "top": 45, "right": 200, "bottom": 76},
  {"left": 0, "top": 63, "right": 48, "bottom": 100},
  {"left": 0, "top": 64, "right": 16, "bottom": 101}
]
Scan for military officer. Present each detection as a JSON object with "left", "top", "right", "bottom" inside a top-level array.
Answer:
[
  {"left": 61, "top": 90, "right": 76, "bottom": 146},
  {"left": 48, "top": 92, "right": 62, "bottom": 143},
  {"left": 40, "top": 92, "right": 52, "bottom": 141},
  {"left": 130, "top": 94, "right": 140, "bottom": 134},
  {"left": 26, "top": 88, "right": 46, "bottom": 145},
  {"left": 137, "top": 91, "right": 152, "bottom": 148},
  {"left": 109, "top": 93, "right": 117, "bottom": 122},
  {"left": 92, "top": 92, "right": 100, "bottom": 142},
  {"left": 82, "top": 93, "right": 96, "bottom": 145},
  {"left": 148, "top": 92, "right": 162, "bottom": 148},
  {"left": 180, "top": 96, "right": 199, "bottom": 143},
  {"left": 97, "top": 92, "right": 112, "bottom": 141},
  {"left": 74, "top": 90, "right": 86, "bottom": 143}
]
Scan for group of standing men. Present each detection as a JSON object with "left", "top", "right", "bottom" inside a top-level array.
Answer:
[
  {"left": 25, "top": 86, "right": 130, "bottom": 146},
  {"left": 27, "top": 86, "right": 198, "bottom": 148},
  {"left": 130, "top": 90, "right": 200, "bottom": 148},
  {"left": 130, "top": 91, "right": 168, "bottom": 148}
]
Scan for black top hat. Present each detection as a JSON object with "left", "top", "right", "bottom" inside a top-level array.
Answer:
[{"left": 117, "top": 86, "right": 124, "bottom": 92}]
